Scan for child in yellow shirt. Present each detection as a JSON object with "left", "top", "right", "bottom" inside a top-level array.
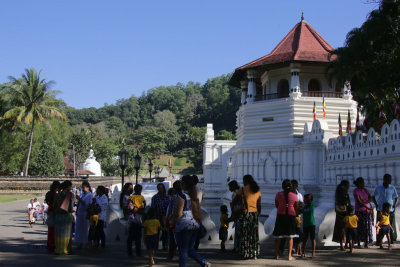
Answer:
[
  {"left": 343, "top": 206, "right": 358, "bottom": 253},
  {"left": 127, "top": 184, "right": 146, "bottom": 257},
  {"left": 219, "top": 205, "right": 229, "bottom": 251},
  {"left": 376, "top": 202, "right": 394, "bottom": 250},
  {"left": 143, "top": 208, "right": 161, "bottom": 266}
]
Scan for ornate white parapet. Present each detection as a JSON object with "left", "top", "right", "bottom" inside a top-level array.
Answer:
[{"left": 205, "top": 123, "right": 214, "bottom": 141}]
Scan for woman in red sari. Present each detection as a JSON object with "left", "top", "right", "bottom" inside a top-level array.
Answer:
[{"left": 45, "top": 181, "right": 60, "bottom": 253}]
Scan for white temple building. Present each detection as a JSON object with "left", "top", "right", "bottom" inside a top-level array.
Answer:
[{"left": 202, "top": 17, "right": 400, "bottom": 243}]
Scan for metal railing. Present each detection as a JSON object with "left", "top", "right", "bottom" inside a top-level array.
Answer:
[
  {"left": 302, "top": 91, "right": 342, "bottom": 98},
  {"left": 255, "top": 93, "right": 280, "bottom": 101}
]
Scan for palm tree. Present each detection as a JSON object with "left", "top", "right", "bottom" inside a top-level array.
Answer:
[{"left": 2, "top": 68, "right": 66, "bottom": 176}]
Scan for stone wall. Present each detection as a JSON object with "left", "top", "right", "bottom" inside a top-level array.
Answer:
[{"left": 0, "top": 176, "right": 136, "bottom": 194}]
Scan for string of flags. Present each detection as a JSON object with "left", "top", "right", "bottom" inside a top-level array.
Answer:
[
  {"left": 313, "top": 101, "right": 317, "bottom": 121},
  {"left": 346, "top": 110, "right": 351, "bottom": 134},
  {"left": 311, "top": 96, "right": 400, "bottom": 135}
]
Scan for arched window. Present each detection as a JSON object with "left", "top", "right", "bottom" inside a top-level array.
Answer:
[
  {"left": 308, "top": 79, "right": 321, "bottom": 92},
  {"left": 277, "top": 79, "right": 289, "bottom": 98}
]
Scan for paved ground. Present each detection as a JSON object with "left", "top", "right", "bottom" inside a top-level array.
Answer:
[{"left": 0, "top": 198, "right": 399, "bottom": 267}]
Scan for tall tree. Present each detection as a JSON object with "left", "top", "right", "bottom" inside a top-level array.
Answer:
[
  {"left": 2, "top": 69, "right": 66, "bottom": 176},
  {"left": 328, "top": 1, "right": 400, "bottom": 129}
]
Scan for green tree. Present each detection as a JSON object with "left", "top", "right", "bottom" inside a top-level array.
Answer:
[
  {"left": 216, "top": 129, "right": 236, "bottom": 140},
  {"left": 183, "top": 126, "right": 206, "bottom": 150},
  {"left": 70, "top": 128, "right": 91, "bottom": 172},
  {"left": 2, "top": 69, "right": 66, "bottom": 176},
  {"left": 31, "top": 138, "right": 64, "bottom": 176},
  {"left": 128, "top": 126, "right": 167, "bottom": 157},
  {"left": 92, "top": 138, "right": 120, "bottom": 176},
  {"left": 328, "top": 1, "right": 400, "bottom": 129}
]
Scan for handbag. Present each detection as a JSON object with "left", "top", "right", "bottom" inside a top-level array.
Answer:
[
  {"left": 175, "top": 193, "right": 200, "bottom": 232},
  {"left": 335, "top": 204, "right": 347, "bottom": 215},
  {"left": 231, "top": 188, "right": 248, "bottom": 219}
]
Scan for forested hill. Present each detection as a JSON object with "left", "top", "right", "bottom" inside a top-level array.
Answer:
[
  {"left": 0, "top": 74, "right": 240, "bottom": 176},
  {"left": 66, "top": 74, "right": 240, "bottom": 134}
]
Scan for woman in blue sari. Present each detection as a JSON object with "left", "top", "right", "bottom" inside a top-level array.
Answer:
[{"left": 74, "top": 181, "right": 93, "bottom": 249}]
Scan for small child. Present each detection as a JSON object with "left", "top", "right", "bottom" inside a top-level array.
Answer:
[
  {"left": 293, "top": 211, "right": 303, "bottom": 256},
  {"left": 42, "top": 201, "right": 49, "bottom": 225},
  {"left": 87, "top": 198, "right": 101, "bottom": 248},
  {"left": 219, "top": 205, "right": 229, "bottom": 251},
  {"left": 343, "top": 206, "right": 358, "bottom": 253},
  {"left": 376, "top": 202, "right": 394, "bottom": 250},
  {"left": 142, "top": 207, "right": 161, "bottom": 266},
  {"left": 302, "top": 193, "right": 316, "bottom": 258},
  {"left": 129, "top": 184, "right": 146, "bottom": 223}
]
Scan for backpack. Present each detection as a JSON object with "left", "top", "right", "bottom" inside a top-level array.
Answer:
[{"left": 231, "top": 188, "right": 248, "bottom": 219}]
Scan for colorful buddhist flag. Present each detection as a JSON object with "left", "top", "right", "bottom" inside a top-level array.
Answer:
[
  {"left": 379, "top": 106, "right": 384, "bottom": 128},
  {"left": 363, "top": 115, "right": 369, "bottom": 132},
  {"left": 338, "top": 113, "right": 343, "bottom": 136},
  {"left": 346, "top": 110, "right": 351, "bottom": 133},
  {"left": 355, "top": 111, "right": 360, "bottom": 133},
  {"left": 395, "top": 99, "right": 400, "bottom": 119},
  {"left": 322, "top": 97, "right": 326, "bottom": 118},
  {"left": 313, "top": 101, "right": 317, "bottom": 121}
]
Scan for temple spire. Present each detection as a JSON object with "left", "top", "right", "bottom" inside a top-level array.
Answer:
[{"left": 301, "top": 11, "right": 304, "bottom": 21}]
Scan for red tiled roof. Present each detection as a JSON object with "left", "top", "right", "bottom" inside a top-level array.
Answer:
[
  {"left": 229, "top": 20, "right": 336, "bottom": 87},
  {"left": 239, "top": 20, "right": 334, "bottom": 69}
]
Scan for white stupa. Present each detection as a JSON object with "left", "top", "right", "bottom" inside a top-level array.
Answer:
[{"left": 80, "top": 146, "right": 102, "bottom": 176}]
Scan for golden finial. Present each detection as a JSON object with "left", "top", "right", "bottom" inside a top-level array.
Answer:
[{"left": 301, "top": 11, "right": 304, "bottom": 21}]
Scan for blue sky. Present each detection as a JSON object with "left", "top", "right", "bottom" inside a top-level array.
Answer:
[{"left": 0, "top": 0, "right": 378, "bottom": 108}]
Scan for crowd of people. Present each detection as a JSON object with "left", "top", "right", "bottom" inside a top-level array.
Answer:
[
  {"left": 29, "top": 172, "right": 398, "bottom": 265},
  {"left": 333, "top": 174, "right": 398, "bottom": 252},
  {"left": 38, "top": 180, "right": 110, "bottom": 255},
  {"left": 119, "top": 175, "right": 211, "bottom": 267}
]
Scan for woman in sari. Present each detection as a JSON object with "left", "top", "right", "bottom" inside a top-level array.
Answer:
[
  {"left": 237, "top": 174, "right": 261, "bottom": 260},
  {"left": 45, "top": 181, "right": 60, "bottom": 253},
  {"left": 332, "top": 180, "right": 351, "bottom": 250},
  {"left": 54, "top": 180, "right": 74, "bottom": 255},
  {"left": 75, "top": 181, "right": 93, "bottom": 249},
  {"left": 353, "top": 177, "right": 373, "bottom": 248}
]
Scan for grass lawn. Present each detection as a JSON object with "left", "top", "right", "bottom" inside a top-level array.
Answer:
[{"left": 0, "top": 194, "right": 43, "bottom": 203}]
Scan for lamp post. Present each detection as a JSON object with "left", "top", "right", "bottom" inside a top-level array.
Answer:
[
  {"left": 118, "top": 142, "right": 129, "bottom": 187},
  {"left": 70, "top": 143, "right": 76, "bottom": 177},
  {"left": 134, "top": 151, "right": 141, "bottom": 184},
  {"left": 148, "top": 158, "right": 153, "bottom": 182}
]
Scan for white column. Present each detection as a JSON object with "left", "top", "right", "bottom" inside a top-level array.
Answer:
[
  {"left": 247, "top": 70, "right": 256, "bottom": 103},
  {"left": 290, "top": 63, "right": 301, "bottom": 98},
  {"left": 240, "top": 80, "right": 247, "bottom": 105}
]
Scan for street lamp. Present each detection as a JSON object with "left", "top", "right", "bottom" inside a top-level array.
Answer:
[
  {"left": 134, "top": 151, "right": 141, "bottom": 184},
  {"left": 118, "top": 142, "right": 129, "bottom": 187},
  {"left": 148, "top": 158, "right": 153, "bottom": 182}
]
